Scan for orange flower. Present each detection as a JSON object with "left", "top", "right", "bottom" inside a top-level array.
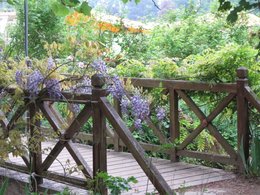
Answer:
[{"left": 65, "top": 11, "right": 91, "bottom": 26}]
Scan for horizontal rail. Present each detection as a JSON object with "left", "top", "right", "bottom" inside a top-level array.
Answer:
[
  {"left": 127, "top": 78, "right": 237, "bottom": 93},
  {"left": 0, "top": 162, "right": 88, "bottom": 190},
  {"left": 177, "top": 150, "right": 238, "bottom": 165}
]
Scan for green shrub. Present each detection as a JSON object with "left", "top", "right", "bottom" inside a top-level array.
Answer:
[
  {"left": 114, "top": 59, "right": 147, "bottom": 77},
  {"left": 148, "top": 13, "right": 253, "bottom": 59},
  {"left": 149, "top": 58, "right": 179, "bottom": 79},
  {"left": 182, "top": 43, "right": 260, "bottom": 94},
  {"left": 7, "top": 0, "right": 64, "bottom": 58}
]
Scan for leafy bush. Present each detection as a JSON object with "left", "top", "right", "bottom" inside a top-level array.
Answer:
[
  {"left": 7, "top": 0, "right": 64, "bottom": 58},
  {"left": 114, "top": 59, "right": 147, "bottom": 77},
  {"left": 182, "top": 43, "right": 260, "bottom": 94},
  {"left": 148, "top": 13, "right": 253, "bottom": 59},
  {"left": 93, "top": 172, "right": 137, "bottom": 195},
  {"left": 149, "top": 58, "right": 179, "bottom": 79}
]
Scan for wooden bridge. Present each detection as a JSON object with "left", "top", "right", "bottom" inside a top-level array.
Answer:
[{"left": 1, "top": 67, "right": 260, "bottom": 194}]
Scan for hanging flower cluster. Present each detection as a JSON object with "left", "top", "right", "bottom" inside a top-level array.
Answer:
[
  {"left": 131, "top": 95, "right": 150, "bottom": 129},
  {"left": 15, "top": 57, "right": 61, "bottom": 99},
  {"left": 26, "top": 70, "right": 44, "bottom": 97},
  {"left": 156, "top": 107, "right": 166, "bottom": 121},
  {"left": 91, "top": 59, "right": 152, "bottom": 129},
  {"left": 14, "top": 57, "right": 166, "bottom": 129}
]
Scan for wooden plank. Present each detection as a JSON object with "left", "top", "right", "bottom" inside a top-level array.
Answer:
[
  {"left": 40, "top": 140, "right": 65, "bottom": 172},
  {"left": 169, "top": 89, "right": 179, "bottom": 162},
  {"left": 244, "top": 86, "right": 260, "bottom": 113},
  {"left": 171, "top": 173, "right": 235, "bottom": 190},
  {"left": 63, "top": 103, "right": 92, "bottom": 140},
  {"left": 178, "top": 123, "right": 206, "bottom": 150},
  {"left": 136, "top": 171, "right": 235, "bottom": 193},
  {"left": 28, "top": 103, "right": 43, "bottom": 188},
  {"left": 113, "top": 98, "right": 122, "bottom": 152},
  {"left": 40, "top": 91, "right": 92, "bottom": 103},
  {"left": 0, "top": 162, "right": 29, "bottom": 174},
  {"left": 39, "top": 102, "right": 63, "bottom": 134},
  {"left": 177, "top": 150, "right": 237, "bottom": 165},
  {"left": 100, "top": 97, "right": 173, "bottom": 195},
  {"left": 91, "top": 75, "right": 107, "bottom": 195},
  {"left": 206, "top": 93, "right": 236, "bottom": 122},
  {"left": 236, "top": 68, "right": 250, "bottom": 171},
  {"left": 65, "top": 141, "right": 93, "bottom": 178},
  {"left": 145, "top": 117, "right": 168, "bottom": 144},
  {"left": 92, "top": 99, "right": 107, "bottom": 177},
  {"left": 177, "top": 90, "right": 237, "bottom": 159},
  {"left": 41, "top": 171, "right": 88, "bottom": 189},
  {"left": 126, "top": 167, "right": 219, "bottom": 189},
  {"left": 110, "top": 162, "right": 198, "bottom": 178},
  {"left": 3, "top": 141, "right": 236, "bottom": 193},
  {"left": 128, "top": 78, "right": 237, "bottom": 93},
  {"left": 206, "top": 124, "right": 237, "bottom": 158},
  {"left": 177, "top": 90, "right": 205, "bottom": 121},
  {"left": 48, "top": 102, "right": 67, "bottom": 127}
]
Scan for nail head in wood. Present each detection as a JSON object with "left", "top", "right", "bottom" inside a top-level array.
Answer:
[
  {"left": 237, "top": 67, "right": 248, "bottom": 79},
  {"left": 91, "top": 74, "right": 105, "bottom": 88}
]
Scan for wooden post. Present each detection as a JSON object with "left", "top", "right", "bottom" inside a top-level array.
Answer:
[
  {"left": 91, "top": 74, "right": 107, "bottom": 195},
  {"left": 113, "top": 98, "right": 122, "bottom": 152},
  {"left": 236, "top": 67, "right": 250, "bottom": 172},
  {"left": 28, "top": 102, "right": 43, "bottom": 192},
  {"left": 169, "top": 89, "right": 180, "bottom": 162}
]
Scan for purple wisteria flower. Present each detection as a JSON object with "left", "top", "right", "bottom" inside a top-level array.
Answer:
[
  {"left": 134, "top": 119, "right": 142, "bottom": 129},
  {"left": 47, "top": 57, "right": 55, "bottom": 70},
  {"left": 72, "top": 77, "right": 92, "bottom": 94},
  {"left": 71, "top": 103, "right": 80, "bottom": 114},
  {"left": 27, "top": 70, "right": 44, "bottom": 96},
  {"left": 120, "top": 97, "right": 130, "bottom": 114},
  {"left": 108, "top": 76, "right": 125, "bottom": 99},
  {"left": 156, "top": 107, "right": 166, "bottom": 121},
  {"left": 44, "top": 78, "right": 61, "bottom": 99},
  {"left": 15, "top": 71, "right": 23, "bottom": 87},
  {"left": 91, "top": 59, "right": 107, "bottom": 74},
  {"left": 131, "top": 95, "right": 150, "bottom": 129}
]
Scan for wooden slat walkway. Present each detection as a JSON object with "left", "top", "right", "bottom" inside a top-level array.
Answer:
[{"left": 8, "top": 142, "right": 235, "bottom": 194}]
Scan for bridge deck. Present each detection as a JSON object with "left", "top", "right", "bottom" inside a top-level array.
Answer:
[{"left": 8, "top": 142, "right": 235, "bottom": 194}]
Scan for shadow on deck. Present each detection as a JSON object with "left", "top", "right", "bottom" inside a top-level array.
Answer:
[{"left": 6, "top": 142, "right": 235, "bottom": 195}]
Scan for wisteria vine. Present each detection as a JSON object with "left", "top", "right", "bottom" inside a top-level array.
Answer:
[{"left": 15, "top": 58, "right": 166, "bottom": 129}]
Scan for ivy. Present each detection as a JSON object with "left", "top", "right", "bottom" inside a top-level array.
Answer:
[{"left": 218, "top": 0, "right": 260, "bottom": 23}]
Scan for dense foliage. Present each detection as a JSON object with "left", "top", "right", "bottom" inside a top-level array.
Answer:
[
  {"left": 0, "top": 0, "right": 259, "bottom": 174},
  {"left": 7, "top": 0, "right": 64, "bottom": 58}
]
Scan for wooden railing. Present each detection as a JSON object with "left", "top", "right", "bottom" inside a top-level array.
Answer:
[{"left": 0, "top": 67, "right": 259, "bottom": 194}]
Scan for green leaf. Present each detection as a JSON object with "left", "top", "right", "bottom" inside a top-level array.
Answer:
[
  {"left": 0, "top": 178, "right": 9, "bottom": 195},
  {"left": 63, "top": 0, "right": 80, "bottom": 7},
  {"left": 51, "top": 1, "right": 70, "bottom": 17},
  {"left": 135, "top": 0, "right": 141, "bottom": 4},
  {"left": 227, "top": 9, "right": 238, "bottom": 23},
  {"left": 7, "top": 0, "right": 18, "bottom": 5},
  {"left": 122, "top": 0, "right": 129, "bottom": 4},
  {"left": 218, "top": 1, "right": 232, "bottom": 11},
  {"left": 78, "top": 1, "right": 92, "bottom": 16}
]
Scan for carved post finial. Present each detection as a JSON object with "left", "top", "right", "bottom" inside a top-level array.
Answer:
[
  {"left": 237, "top": 67, "right": 248, "bottom": 79},
  {"left": 91, "top": 74, "right": 105, "bottom": 88}
]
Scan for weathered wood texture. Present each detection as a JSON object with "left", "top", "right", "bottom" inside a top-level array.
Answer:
[
  {"left": 7, "top": 142, "right": 235, "bottom": 195},
  {"left": 0, "top": 68, "right": 259, "bottom": 193}
]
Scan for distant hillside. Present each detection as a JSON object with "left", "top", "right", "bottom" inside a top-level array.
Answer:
[{"left": 88, "top": 0, "right": 215, "bottom": 20}]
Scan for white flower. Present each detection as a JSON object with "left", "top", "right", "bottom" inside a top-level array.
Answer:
[
  {"left": 67, "top": 55, "right": 74, "bottom": 61},
  {"left": 78, "top": 62, "right": 85, "bottom": 68}
]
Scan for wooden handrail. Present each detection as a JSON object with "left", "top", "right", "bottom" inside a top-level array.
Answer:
[
  {"left": 0, "top": 67, "right": 259, "bottom": 193},
  {"left": 126, "top": 78, "right": 237, "bottom": 92}
]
